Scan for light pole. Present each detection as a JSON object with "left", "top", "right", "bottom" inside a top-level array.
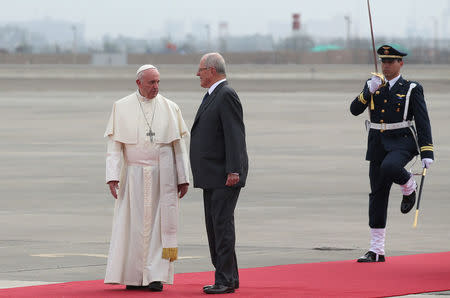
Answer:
[
  {"left": 433, "top": 17, "right": 438, "bottom": 64},
  {"left": 205, "top": 24, "right": 211, "bottom": 51},
  {"left": 72, "top": 25, "right": 77, "bottom": 64},
  {"left": 344, "top": 15, "right": 351, "bottom": 48}
]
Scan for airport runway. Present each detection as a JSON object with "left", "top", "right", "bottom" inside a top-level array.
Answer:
[{"left": 0, "top": 64, "right": 449, "bottom": 292}]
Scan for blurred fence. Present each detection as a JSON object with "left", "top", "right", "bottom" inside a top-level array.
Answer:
[{"left": 0, "top": 49, "right": 448, "bottom": 64}]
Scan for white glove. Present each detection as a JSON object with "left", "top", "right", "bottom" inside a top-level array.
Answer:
[
  {"left": 368, "top": 75, "right": 382, "bottom": 94},
  {"left": 422, "top": 158, "right": 433, "bottom": 169}
]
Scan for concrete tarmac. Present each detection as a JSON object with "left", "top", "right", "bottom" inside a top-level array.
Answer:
[{"left": 0, "top": 64, "right": 449, "bottom": 296}]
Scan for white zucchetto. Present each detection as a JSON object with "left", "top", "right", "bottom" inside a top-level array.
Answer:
[{"left": 136, "top": 64, "right": 157, "bottom": 76}]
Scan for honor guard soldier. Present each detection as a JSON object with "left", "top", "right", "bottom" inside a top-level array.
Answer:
[{"left": 350, "top": 44, "right": 434, "bottom": 262}]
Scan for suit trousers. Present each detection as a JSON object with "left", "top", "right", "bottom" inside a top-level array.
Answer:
[
  {"left": 203, "top": 187, "right": 240, "bottom": 288},
  {"left": 369, "top": 150, "right": 415, "bottom": 228}
]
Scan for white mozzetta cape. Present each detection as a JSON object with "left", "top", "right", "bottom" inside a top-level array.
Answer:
[{"left": 104, "top": 92, "right": 189, "bottom": 144}]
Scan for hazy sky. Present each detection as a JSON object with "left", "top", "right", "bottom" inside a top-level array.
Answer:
[{"left": 1, "top": 0, "right": 449, "bottom": 40}]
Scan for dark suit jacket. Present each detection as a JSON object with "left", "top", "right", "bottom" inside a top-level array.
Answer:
[
  {"left": 350, "top": 76, "right": 434, "bottom": 161},
  {"left": 190, "top": 81, "right": 248, "bottom": 189}
]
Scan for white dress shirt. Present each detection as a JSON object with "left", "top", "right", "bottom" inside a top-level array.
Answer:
[
  {"left": 387, "top": 74, "right": 401, "bottom": 90},
  {"left": 208, "top": 78, "right": 227, "bottom": 95}
]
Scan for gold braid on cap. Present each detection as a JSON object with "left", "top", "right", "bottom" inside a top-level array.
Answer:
[{"left": 379, "top": 55, "right": 403, "bottom": 59}]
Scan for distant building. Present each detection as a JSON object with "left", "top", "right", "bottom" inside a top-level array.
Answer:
[
  {"left": 91, "top": 53, "right": 127, "bottom": 65},
  {"left": 225, "top": 34, "right": 274, "bottom": 52}
]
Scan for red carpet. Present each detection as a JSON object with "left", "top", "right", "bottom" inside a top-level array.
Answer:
[{"left": 2, "top": 252, "right": 450, "bottom": 297}]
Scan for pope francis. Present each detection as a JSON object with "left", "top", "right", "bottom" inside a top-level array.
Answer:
[{"left": 103, "top": 65, "right": 190, "bottom": 291}]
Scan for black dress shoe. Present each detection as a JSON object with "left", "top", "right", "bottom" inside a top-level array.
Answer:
[
  {"left": 357, "top": 251, "right": 385, "bottom": 262},
  {"left": 204, "top": 281, "right": 239, "bottom": 290},
  {"left": 401, "top": 191, "right": 416, "bottom": 214},
  {"left": 203, "top": 284, "right": 235, "bottom": 294},
  {"left": 125, "top": 285, "right": 147, "bottom": 290},
  {"left": 148, "top": 281, "right": 163, "bottom": 292}
]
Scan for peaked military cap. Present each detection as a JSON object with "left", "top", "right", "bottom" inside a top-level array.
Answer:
[{"left": 377, "top": 44, "right": 407, "bottom": 59}]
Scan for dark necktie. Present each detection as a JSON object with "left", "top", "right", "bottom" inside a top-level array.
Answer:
[
  {"left": 202, "top": 92, "right": 209, "bottom": 103},
  {"left": 194, "top": 92, "right": 210, "bottom": 122},
  {"left": 199, "top": 92, "right": 210, "bottom": 111}
]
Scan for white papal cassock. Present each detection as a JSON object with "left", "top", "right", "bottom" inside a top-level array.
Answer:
[{"left": 104, "top": 91, "right": 190, "bottom": 286}]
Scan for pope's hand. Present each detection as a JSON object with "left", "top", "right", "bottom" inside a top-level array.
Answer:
[
  {"left": 108, "top": 181, "right": 119, "bottom": 199},
  {"left": 422, "top": 158, "right": 433, "bottom": 169},
  {"left": 178, "top": 183, "right": 189, "bottom": 199},
  {"left": 368, "top": 75, "right": 382, "bottom": 94}
]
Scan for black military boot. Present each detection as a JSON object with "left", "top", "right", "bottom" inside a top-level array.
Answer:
[
  {"left": 401, "top": 191, "right": 416, "bottom": 214},
  {"left": 357, "top": 251, "right": 385, "bottom": 262}
]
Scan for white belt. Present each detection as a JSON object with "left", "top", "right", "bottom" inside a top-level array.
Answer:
[{"left": 368, "top": 120, "right": 413, "bottom": 130}]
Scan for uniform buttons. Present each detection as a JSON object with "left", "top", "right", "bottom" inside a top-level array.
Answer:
[
  {"left": 380, "top": 129, "right": 384, "bottom": 133},
  {"left": 381, "top": 109, "right": 385, "bottom": 113},
  {"left": 398, "top": 103, "right": 401, "bottom": 106},
  {"left": 396, "top": 108, "right": 400, "bottom": 112},
  {"left": 376, "top": 91, "right": 380, "bottom": 95},
  {"left": 380, "top": 120, "right": 384, "bottom": 123},
  {"left": 384, "top": 100, "right": 387, "bottom": 103}
]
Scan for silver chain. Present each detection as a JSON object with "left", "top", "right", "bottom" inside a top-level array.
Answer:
[{"left": 136, "top": 94, "right": 157, "bottom": 136}]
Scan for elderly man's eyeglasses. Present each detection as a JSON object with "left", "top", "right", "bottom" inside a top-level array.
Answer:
[{"left": 198, "top": 67, "right": 210, "bottom": 72}]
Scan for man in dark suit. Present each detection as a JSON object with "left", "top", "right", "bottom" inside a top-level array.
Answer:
[
  {"left": 350, "top": 45, "right": 434, "bottom": 263},
  {"left": 190, "top": 52, "right": 248, "bottom": 294}
]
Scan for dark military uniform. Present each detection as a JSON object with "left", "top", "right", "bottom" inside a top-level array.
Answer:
[{"left": 350, "top": 59, "right": 433, "bottom": 229}]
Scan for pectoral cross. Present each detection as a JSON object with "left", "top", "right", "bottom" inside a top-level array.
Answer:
[{"left": 147, "top": 129, "right": 155, "bottom": 143}]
